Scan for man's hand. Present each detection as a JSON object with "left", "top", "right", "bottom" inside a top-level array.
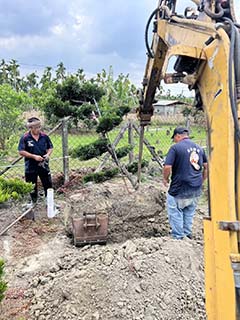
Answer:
[
  {"left": 163, "top": 179, "right": 169, "bottom": 188},
  {"left": 43, "top": 154, "right": 50, "bottom": 161},
  {"left": 163, "top": 165, "right": 171, "bottom": 188},
  {"left": 34, "top": 155, "right": 44, "bottom": 162}
]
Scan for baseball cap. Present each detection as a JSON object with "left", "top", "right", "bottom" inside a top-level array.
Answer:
[
  {"left": 27, "top": 117, "right": 41, "bottom": 128},
  {"left": 171, "top": 127, "right": 189, "bottom": 139}
]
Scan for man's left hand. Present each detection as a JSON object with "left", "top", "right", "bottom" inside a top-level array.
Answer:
[
  {"left": 43, "top": 154, "right": 50, "bottom": 161},
  {"left": 163, "top": 179, "right": 169, "bottom": 187}
]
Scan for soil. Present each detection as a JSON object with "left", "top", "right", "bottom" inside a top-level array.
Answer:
[{"left": 0, "top": 175, "right": 208, "bottom": 320}]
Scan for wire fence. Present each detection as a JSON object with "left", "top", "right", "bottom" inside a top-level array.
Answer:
[{"left": 0, "top": 114, "right": 207, "bottom": 184}]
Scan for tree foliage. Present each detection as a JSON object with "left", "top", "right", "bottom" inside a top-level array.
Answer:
[
  {"left": 96, "top": 66, "right": 137, "bottom": 112},
  {"left": 70, "top": 138, "right": 108, "bottom": 160},
  {"left": 43, "top": 75, "right": 105, "bottom": 126},
  {"left": 82, "top": 168, "right": 119, "bottom": 184},
  {"left": 0, "top": 84, "right": 30, "bottom": 153}
]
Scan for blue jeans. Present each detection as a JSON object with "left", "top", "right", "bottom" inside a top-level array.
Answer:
[{"left": 167, "top": 193, "right": 199, "bottom": 239}]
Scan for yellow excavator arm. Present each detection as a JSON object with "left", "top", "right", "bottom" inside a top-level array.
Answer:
[{"left": 139, "top": 1, "right": 240, "bottom": 318}]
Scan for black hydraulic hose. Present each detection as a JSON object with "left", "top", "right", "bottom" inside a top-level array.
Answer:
[
  {"left": 204, "top": 1, "right": 224, "bottom": 19},
  {"left": 231, "top": 261, "right": 240, "bottom": 317},
  {"left": 222, "top": 19, "right": 239, "bottom": 137},
  {"left": 218, "top": 19, "right": 240, "bottom": 222},
  {"left": 145, "top": 8, "right": 159, "bottom": 58},
  {"left": 234, "top": 27, "right": 240, "bottom": 88},
  {"left": 237, "top": 288, "right": 240, "bottom": 316}
]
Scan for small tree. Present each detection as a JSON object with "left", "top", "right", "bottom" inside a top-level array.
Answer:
[
  {"left": 0, "top": 259, "right": 7, "bottom": 303},
  {"left": 43, "top": 75, "right": 105, "bottom": 127},
  {"left": 96, "top": 66, "right": 138, "bottom": 113}
]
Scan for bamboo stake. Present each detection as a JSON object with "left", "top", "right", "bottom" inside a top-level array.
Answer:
[
  {"left": 95, "top": 123, "right": 129, "bottom": 172},
  {"left": 0, "top": 204, "right": 37, "bottom": 236},
  {"left": 132, "top": 123, "right": 164, "bottom": 168},
  {"left": 137, "top": 125, "right": 145, "bottom": 186}
]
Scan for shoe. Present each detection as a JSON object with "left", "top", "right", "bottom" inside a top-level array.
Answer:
[{"left": 22, "top": 201, "right": 34, "bottom": 209}]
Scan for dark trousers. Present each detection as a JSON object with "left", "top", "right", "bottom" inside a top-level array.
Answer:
[{"left": 25, "top": 166, "right": 52, "bottom": 202}]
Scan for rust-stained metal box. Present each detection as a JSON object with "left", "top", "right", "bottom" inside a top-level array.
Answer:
[{"left": 72, "top": 213, "right": 108, "bottom": 246}]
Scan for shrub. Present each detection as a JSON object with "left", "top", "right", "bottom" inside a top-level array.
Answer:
[
  {"left": 96, "top": 114, "right": 122, "bottom": 134},
  {"left": 115, "top": 145, "right": 133, "bottom": 159},
  {"left": 70, "top": 138, "right": 108, "bottom": 160},
  {"left": 0, "top": 177, "right": 33, "bottom": 203},
  {"left": 0, "top": 259, "right": 7, "bottom": 303},
  {"left": 116, "top": 106, "right": 131, "bottom": 117},
  {"left": 127, "top": 159, "right": 149, "bottom": 174},
  {"left": 83, "top": 168, "right": 119, "bottom": 183}
]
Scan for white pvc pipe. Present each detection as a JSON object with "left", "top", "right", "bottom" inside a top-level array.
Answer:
[{"left": 47, "top": 188, "right": 55, "bottom": 218}]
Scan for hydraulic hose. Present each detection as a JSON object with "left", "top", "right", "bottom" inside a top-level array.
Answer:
[
  {"left": 234, "top": 27, "right": 240, "bottom": 95},
  {"left": 231, "top": 261, "right": 240, "bottom": 317},
  {"left": 237, "top": 288, "right": 240, "bottom": 317},
  {"left": 204, "top": 0, "right": 224, "bottom": 19},
  {"left": 221, "top": 19, "right": 239, "bottom": 133},
  {"left": 144, "top": 1, "right": 176, "bottom": 58},
  {"left": 145, "top": 8, "right": 159, "bottom": 58},
  {"left": 218, "top": 19, "right": 240, "bottom": 223}
]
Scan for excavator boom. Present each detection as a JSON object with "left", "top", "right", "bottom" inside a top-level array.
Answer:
[{"left": 139, "top": 1, "right": 240, "bottom": 318}]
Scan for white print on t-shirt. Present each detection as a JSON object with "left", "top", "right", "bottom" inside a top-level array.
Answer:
[
  {"left": 187, "top": 147, "right": 200, "bottom": 153},
  {"left": 189, "top": 150, "right": 200, "bottom": 170},
  {"left": 27, "top": 140, "right": 34, "bottom": 147}
]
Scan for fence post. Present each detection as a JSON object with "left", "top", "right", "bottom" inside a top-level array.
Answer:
[
  {"left": 62, "top": 117, "right": 69, "bottom": 183},
  {"left": 128, "top": 120, "right": 134, "bottom": 164},
  {"left": 186, "top": 116, "right": 191, "bottom": 133}
]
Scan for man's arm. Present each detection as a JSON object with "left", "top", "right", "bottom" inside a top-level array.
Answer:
[
  {"left": 43, "top": 148, "right": 53, "bottom": 160},
  {"left": 202, "top": 162, "right": 208, "bottom": 181},
  {"left": 19, "top": 150, "right": 43, "bottom": 162},
  {"left": 43, "top": 136, "right": 53, "bottom": 159},
  {"left": 163, "top": 165, "right": 172, "bottom": 187}
]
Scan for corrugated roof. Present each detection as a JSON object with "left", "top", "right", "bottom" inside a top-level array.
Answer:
[{"left": 153, "top": 100, "right": 187, "bottom": 106}]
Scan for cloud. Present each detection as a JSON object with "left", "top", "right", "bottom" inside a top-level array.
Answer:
[
  {"left": 0, "top": 1, "right": 154, "bottom": 69},
  {"left": 0, "top": 0, "right": 68, "bottom": 36},
  {"left": 0, "top": 0, "right": 197, "bottom": 94}
]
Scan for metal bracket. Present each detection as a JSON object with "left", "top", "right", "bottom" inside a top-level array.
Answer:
[{"left": 218, "top": 221, "right": 240, "bottom": 232}]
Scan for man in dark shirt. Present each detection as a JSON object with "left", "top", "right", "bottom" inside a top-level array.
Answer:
[
  {"left": 163, "top": 127, "right": 208, "bottom": 239},
  {"left": 18, "top": 117, "right": 53, "bottom": 203}
]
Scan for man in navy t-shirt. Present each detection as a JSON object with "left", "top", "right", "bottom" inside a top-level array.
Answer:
[
  {"left": 163, "top": 127, "right": 208, "bottom": 239},
  {"left": 18, "top": 117, "right": 53, "bottom": 203}
]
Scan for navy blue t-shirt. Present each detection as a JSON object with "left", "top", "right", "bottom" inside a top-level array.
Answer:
[
  {"left": 18, "top": 131, "right": 53, "bottom": 173},
  {"left": 165, "top": 138, "right": 207, "bottom": 198}
]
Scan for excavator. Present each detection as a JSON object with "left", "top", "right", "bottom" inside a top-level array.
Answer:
[{"left": 138, "top": 0, "right": 240, "bottom": 318}]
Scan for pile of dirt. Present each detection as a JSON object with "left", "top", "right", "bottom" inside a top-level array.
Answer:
[
  {"left": 0, "top": 179, "right": 207, "bottom": 320},
  {"left": 25, "top": 236, "right": 205, "bottom": 320},
  {"left": 64, "top": 181, "right": 167, "bottom": 243}
]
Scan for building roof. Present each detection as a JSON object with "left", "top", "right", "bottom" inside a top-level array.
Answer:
[{"left": 153, "top": 100, "right": 188, "bottom": 107}]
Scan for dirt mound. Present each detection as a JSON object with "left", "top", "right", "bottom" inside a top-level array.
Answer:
[
  {"left": 65, "top": 181, "right": 167, "bottom": 243},
  {"left": 0, "top": 179, "right": 207, "bottom": 320},
  {"left": 26, "top": 236, "right": 205, "bottom": 320}
]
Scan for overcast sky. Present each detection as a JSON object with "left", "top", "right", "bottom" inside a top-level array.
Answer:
[{"left": 0, "top": 0, "right": 197, "bottom": 94}]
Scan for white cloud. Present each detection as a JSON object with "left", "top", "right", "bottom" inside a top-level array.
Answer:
[
  {"left": 0, "top": 0, "right": 198, "bottom": 96},
  {"left": 50, "top": 24, "right": 66, "bottom": 36}
]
